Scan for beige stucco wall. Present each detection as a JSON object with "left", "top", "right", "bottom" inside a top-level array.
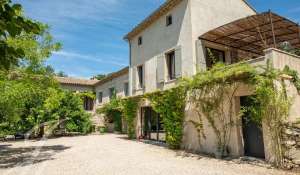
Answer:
[
  {"left": 95, "top": 73, "right": 129, "bottom": 107},
  {"left": 129, "top": 0, "right": 256, "bottom": 96},
  {"left": 94, "top": 73, "right": 129, "bottom": 127},
  {"left": 182, "top": 49, "right": 300, "bottom": 160},
  {"left": 182, "top": 84, "right": 254, "bottom": 157},
  {"left": 129, "top": 0, "right": 192, "bottom": 96},
  {"left": 265, "top": 48, "right": 300, "bottom": 123}
]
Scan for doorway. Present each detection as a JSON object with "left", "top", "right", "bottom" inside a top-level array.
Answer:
[
  {"left": 141, "top": 107, "right": 165, "bottom": 142},
  {"left": 240, "top": 96, "right": 265, "bottom": 159}
]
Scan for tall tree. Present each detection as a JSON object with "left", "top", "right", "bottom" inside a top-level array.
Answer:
[{"left": 0, "top": 0, "right": 41, "bottom": 70}]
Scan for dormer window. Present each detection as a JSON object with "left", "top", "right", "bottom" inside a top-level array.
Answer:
[
  {"left": 138, "top": 36, "right": 143, "bottom": 45},
  {"left": 166, "top": 15, "right": 172, "bottom": 26}
]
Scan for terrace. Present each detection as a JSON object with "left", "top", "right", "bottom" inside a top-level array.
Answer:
[{"left": 198, "top": 11, "right": 300, "bottom": 70}]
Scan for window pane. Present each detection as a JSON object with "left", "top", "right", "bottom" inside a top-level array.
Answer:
[
  {"left": 166, "top": 15, "right": 172, "bottom": 26},
  {"left": 166, "top": 51, "right": 175, "bottom": 80},
  {"left": 98, "top": 92, "right": 103, "bottom": 103},
  {"left": 205, "top": 47, "right": 225, "bottom": 68},
  {"left": 124, "top": 82, "right": 129, "bottom": 96},
  {"left": 138, "top": 36, "right": 142, "bottom": 45},
  {"left": 137, "top": 66, "right": 143, "bottom": 88}
]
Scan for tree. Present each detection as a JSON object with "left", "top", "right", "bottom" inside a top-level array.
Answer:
[
  {"left": 0, "top": 0, "right": 41, "bottom": 70},
  {"left": 92, "top": 74, "right": 106, "bottom": 80},
  {"left": 56, "top": 71, "right": 68, "bottom": 77},
  {"left": 7, "top": 23, "right": 61, "bottom": 72}
]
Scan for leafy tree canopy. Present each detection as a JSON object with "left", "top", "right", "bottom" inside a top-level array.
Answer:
[
  {"left": 0, "top": 0, "right": 42, "bottom": 70},
  {"left": 92, "top": 74, "right": 106, "bottom": 80}
]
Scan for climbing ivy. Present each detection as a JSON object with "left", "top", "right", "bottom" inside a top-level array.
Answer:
[
  {"left": 184, "top": 62, "right": 257, "bottom": 156},
  {"left": 97, "top": 97, "right": 123, "bottom": 132},
  {"left": 97, "top": 96, "right": 140, "bottom": 138},
  {"left": 121, "top": 96, "right": 141, "bottom": 139},
  {"left": 77, "top": 91, "right": 96, "bottom": 100},
  {"left": 145, "top": 86, "right": 187, "bottom": 149},
  {"left": 283, "top": 65, "right": 300, "bottom": 93}
]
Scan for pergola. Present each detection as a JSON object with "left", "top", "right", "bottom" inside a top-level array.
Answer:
[{"left": 199, "top": 11, "right": 300, "bottom": 56}]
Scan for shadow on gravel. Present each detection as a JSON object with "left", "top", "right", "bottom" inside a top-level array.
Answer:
[{"left": 0, "top": 144, "right": 71, "bottom": 169}]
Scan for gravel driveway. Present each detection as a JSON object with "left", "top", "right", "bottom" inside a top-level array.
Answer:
[{"left": 0, "top": 134, "right": 297, "bottom": 175}]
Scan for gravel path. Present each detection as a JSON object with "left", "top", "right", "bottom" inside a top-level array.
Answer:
[{"left": 0, "top": 134, "right": 296, "bottom": 175}]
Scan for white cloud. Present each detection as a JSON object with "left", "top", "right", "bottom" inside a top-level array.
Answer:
[
  {"left": 53, "top": 50, "right": 127, "bottom": 67},
  {"left": 15, "top": 0, "right": 127, "bottom": 27}
]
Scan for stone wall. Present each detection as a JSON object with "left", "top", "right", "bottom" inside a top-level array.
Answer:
[{"left": 283, "top": 122, "right": 300, "bottom": 169}]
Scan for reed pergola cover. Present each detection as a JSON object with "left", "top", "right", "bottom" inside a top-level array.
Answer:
[{"left": 199, "top": 12, "right": 300, "bottom": 56}]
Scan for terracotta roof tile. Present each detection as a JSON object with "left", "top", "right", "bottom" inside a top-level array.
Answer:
[{"left": 56, "top": 77, "right": 99, "bottom": 86}]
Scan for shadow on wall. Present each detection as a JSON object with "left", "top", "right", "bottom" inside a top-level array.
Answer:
[{"left": 0, "top": 144, "right": 71, "bottom": 169}]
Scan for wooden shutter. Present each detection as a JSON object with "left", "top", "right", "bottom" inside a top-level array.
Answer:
[
  {"left": 157, "top": 54, "right": 165, "bottom": 83},
  {"left": 196, "top": 40, "right": 207, "bottom": 71},
  {"left": 175, "top": 47, "right": 182, "bottom": 78},
  {"left": 132, "top": 67, "right": 137, "bottom": 91}
]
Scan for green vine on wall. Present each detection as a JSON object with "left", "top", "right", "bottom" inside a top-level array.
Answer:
[
  {"left": 121, "top": 96, "right": 141, "bottom": 139},
  {"left": 145, "top": 86, "right": 187, "bottom": 149},
  {"left": 77, "top": 91, "right": 96, "bottom": 100},
  {"left": 97, "top": 96, "right": 141, "bottom": 138},
  {"left": 185, "top": 63, "right": 257, "bottom": 157},
  {"left": 97, "top": 97, "right": 123, "bottom": 132}
]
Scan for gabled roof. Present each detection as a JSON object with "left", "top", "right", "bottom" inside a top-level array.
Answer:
[
  {"left": 124, "top": 0, "right": 183, "bottom": 40},
  {"left": 94, "top": 67, "right": 129, "bottom": 86},
  {"left": 56, "top": 77, "right": 99, "bottom": 86},
  {"left": 124, "top": 0, "right": 256, "bottom": 40},
  {"left": 56, "top": 67, "right": 129, "bottom": 87}
]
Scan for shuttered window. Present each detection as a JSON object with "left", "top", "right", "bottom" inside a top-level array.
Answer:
[
  {"left": 124, "top": 82, "right": 129, "bottom": 96},
  {"left": 137, "top": 65, "right": 144, "bottom": 88},
  {"left": 166, "top": 15, "right": 172, "bottom": 26},
  {"left": 166, "top": 51, "right": 176, "bottom": 80},
  {"left": 157, "top": 54, "right": 165, "bottom": 83},
  {"left": 98, "top": 92, "right": 103, "bottom": 103}
]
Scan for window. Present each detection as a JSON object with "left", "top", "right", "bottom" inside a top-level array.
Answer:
[
  {"left": 166, "top": 15, "right": 172, "bottom": 26},
  {"left": 205, "top": 47, "right": 225, "bottom": 68},
  {"left": 109, "top": 87, "right": 116, "bottom": 99},
  {"left": 98, "top": 92, "right": 103, "bottom": 103},
  {"left": 166, "top": 51, "right": 176, "bottom": 80},
  {"left": 137, "top": 65, "right": 144, "bottom": 88},
  {"left": 138, "top": 36, "right": 142, "bottom": 45},
  {"left": 124, "top": 82, "right": 129, "bottom": 96}
]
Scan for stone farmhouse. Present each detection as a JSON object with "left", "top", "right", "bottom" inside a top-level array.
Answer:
[{"left": 57, "top": 0, "right": 300, "bottom": 165}]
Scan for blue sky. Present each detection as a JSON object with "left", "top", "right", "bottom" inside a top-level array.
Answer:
[{"left": 13, "top": 0, "right": 300, "bottom": 78}]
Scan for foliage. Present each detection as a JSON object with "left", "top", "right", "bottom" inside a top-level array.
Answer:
[
  {"left": 249, "top": 64, "right": 291, "bottom": 167},
  {"left": 283, "top": 65, "right": 300, "bottom": 93},
  {"left": 97, "top": 97, "right": 123, "bottom": 132},
  {"left": 92, "top": 74, "right": 106, "bottom": 80},
  {"left": 121, "top": 97, "right": 140, "bottom": 139},
  {"left": 7, "top": 24, "right": 61, "bottom": 71},
  {"left": 0, "top": 70, "right": 58, "bottom": 135},
  {"left": 278, "top": 41, "right": 300, "bottom": 57},
  {"left": 54, "top": 91, "right": 92, "bottom": 134},
  {"left": 184, "top": 63, "right": 257, "bottom": 156},
  {"left": 56, "top": 71, "right": 68, "bottom": 77},
  {"left": 0, "top": 0, "right": 41, "bottom": 70},
  {"left": 77, "top": 91, "right": 96, "bottom": 100},
  {"left": 0, "top": 1, "right": 93, "bottom": 137},
  {"left": 146, "top": 87, "right": 186, "bottom": 149}
]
